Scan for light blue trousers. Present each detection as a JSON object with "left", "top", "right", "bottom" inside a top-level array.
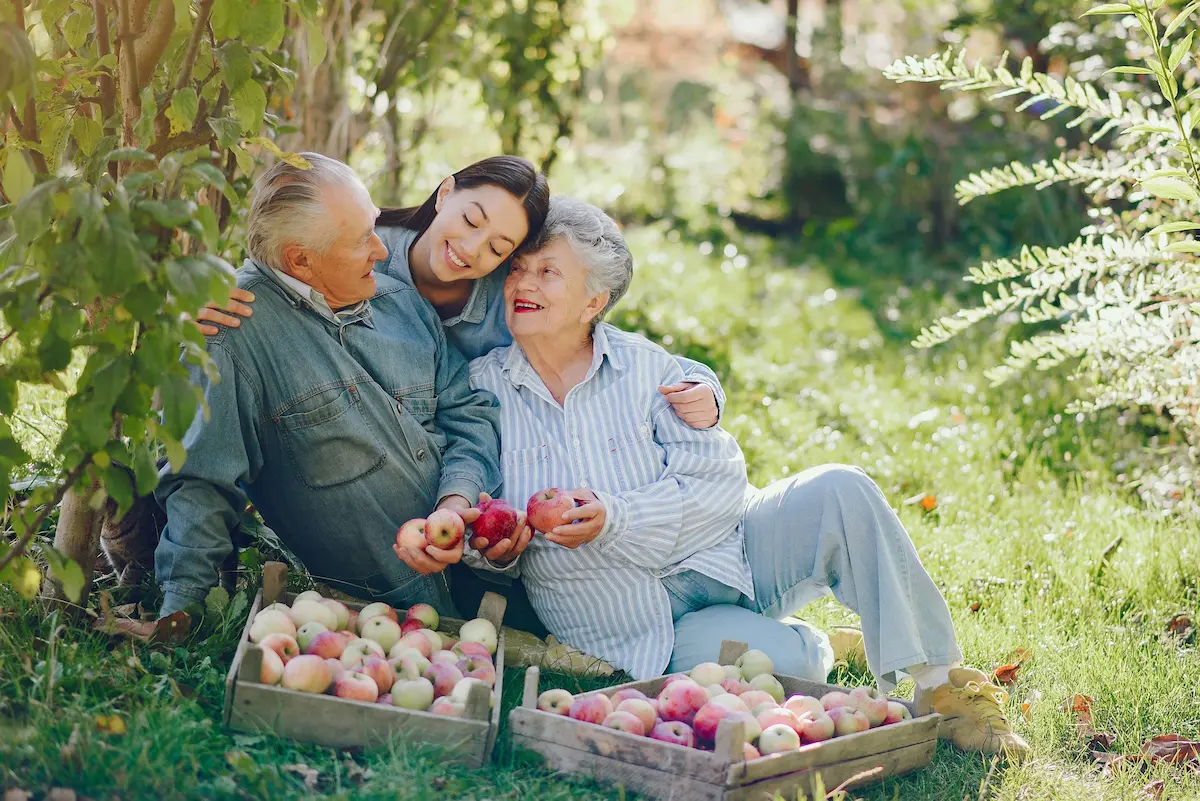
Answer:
[{"left": 666, "top": 464, "right": 962, "bottom": 690}]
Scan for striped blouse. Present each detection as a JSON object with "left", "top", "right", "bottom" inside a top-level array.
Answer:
[{"left": 468, "top": 323, "right": 753, "bottom": 679}]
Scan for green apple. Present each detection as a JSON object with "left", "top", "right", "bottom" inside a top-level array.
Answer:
[
  {"left": 734, "top": 649, "right": 774, "bottom": 681},
  {"left": 295, "top": 621, "right": 328, "bottom": 652},
  {"left": 749, "top": 673, "right": 785, "bottom": 703}
]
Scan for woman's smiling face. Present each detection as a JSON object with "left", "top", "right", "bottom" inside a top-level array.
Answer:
[
  {"left": 504, "top": 237, "right": 608, "bottom": 341},
  {"left": 423, "top": 181, "right": 530, "bottom": 283}
]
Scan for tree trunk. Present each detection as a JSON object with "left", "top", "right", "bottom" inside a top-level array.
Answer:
[
  {"left": 785, "top": 0, "right": 800, "bottom": 92},
  {"left": 43, "top": 477, "right": 104, "bottom": 615}
]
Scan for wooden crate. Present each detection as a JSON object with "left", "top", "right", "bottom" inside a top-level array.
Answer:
[
  {"left": 509, "top": 640, "right": 942, "bottom": 800},
  {"left": 222, "top": 562, "right": 506, "bottom": 766}
]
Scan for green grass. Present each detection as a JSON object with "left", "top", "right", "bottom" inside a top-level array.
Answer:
[{"left": 2, "top": 227, "right": 1198, "bottom": 799}]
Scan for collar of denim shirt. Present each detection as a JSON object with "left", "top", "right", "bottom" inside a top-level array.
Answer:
[
  {"left": 499, "top": 322, "right": 629, "bottom": 402},
  {"left": 247, "top": 258, "right": 375, "bottom": 328},
  {"left": 376, "top": 225, "right": 491, "bottom": 327}
]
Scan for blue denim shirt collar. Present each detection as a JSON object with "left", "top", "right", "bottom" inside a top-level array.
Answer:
[
  {"left": 376, "top": 228, "right": 490, "bottom": 326},
  {"left": 247, "top": 258, "right": 375, "bottom": 328}
]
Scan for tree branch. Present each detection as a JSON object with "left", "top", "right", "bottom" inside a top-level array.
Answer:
[
  {"left": 9, "top": 0, "right": 50, "bottom": 176},
  {"left": 135, "top": 0, "right": 176, "bottom": 87},
  {"left": 115, "top": 0, "right": 141, "bottom": 149},
  {"left": 0, "top": 458, "right": 92, "bottom": 577},
  {"left": 175, "top": 0, "right": 213, "bottom": 92},
  {"left": 91, "top": 0, "right": 118, "bottom": 134}
]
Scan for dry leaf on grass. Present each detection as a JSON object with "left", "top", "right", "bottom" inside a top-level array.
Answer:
[
  {"left": 1165, "top": 612, "right": 1195, "bottom": 643},
  {"left": 1021, "top": 689, "right": 1041, "bottom": 721},
  {"left": 993, "top": 647, "right": 1033, "bottom": 686},
  {"left": 282, "top": 763, "right": 321, "bottom": 790},
  {"left": 94, "top": 714, "right": 126, "bottom": 735},
  {"left": 1138, "top": 779, "right": 1166, "bottom": 800}
]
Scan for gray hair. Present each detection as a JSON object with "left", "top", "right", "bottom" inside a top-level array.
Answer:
[
  {"left": 528, "top": 196, "right": 633, "bottom": 326},
  {"left": 247, "top": 153, "right": 364, "bottom": 270}
]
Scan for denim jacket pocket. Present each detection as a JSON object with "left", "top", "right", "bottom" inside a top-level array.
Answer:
[{"left": 276, "top": 384, "right": 387, "bottom": 490}]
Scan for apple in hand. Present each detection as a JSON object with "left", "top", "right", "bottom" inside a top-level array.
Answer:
[
  {"left": 334, "top": 671, "right": 379, "bottom": 703},
  {"left": 603, "top": 711, "right": 646, "bottom": 736},
  {"left": 396, "top": 518, "right": 427, "bottom": 550},
  {"left": 649, "top": 720, "right": 694, "bottom": 748},
  {"left": 295, "top": 622, "right": 328, "bottom": 653},
  {"left": 458, "top": 618, "right": 497, "bottom": 655},
  {"left": 657, "top": 679, "right": 709, "bottom": 725},
  {"left": 361, "top": 616, "right": 403, "bottom": 654},
  {"left": 258, "top": 632, "right": 300, "bottom": 665},
  {"left": 884, "top": 701, "right": 913, "bottom": 725},
  {"left": 281, "top": 654, "right": 332, "bottom": 694},
  {"left": 306, "top": 630, "right": 347, "bottom": 660},
  {"left": 526, "top": 488, "right": 577, "bottom": 533},
  {"left": 537, "top": 688, "right": 574, "bottom": 715},
  {"left": 734, "top": 649, "right": 774, "bottom": 681},
  {"left": 616, "top": 698, "right": 657, "bottom": 731},
  {"left": 405, "top": 603, "right": 439, "bottom": 630},
  {"left": 471, "top": 499, "right": 520, "bottom": 547},
  {"left": 759, "top": 723, "right": 801, "bottom": 754},
  {"left": 425, "top": 508, "right": 465, "bottom": 549},
  {"left": 259, "top": 647, "right": 284, "bottom": 685},
  {"left": 569, "top": 693, "right": 614, "bottom": 725},
  {"left": 392, "top": 677, "right": 435, "bottom": 710},
  {"left": 341, "top": 638, "right": 386, "bottom": 669},
  {"left": 249, "top": 609, "right": 296, "bottom": 643}
]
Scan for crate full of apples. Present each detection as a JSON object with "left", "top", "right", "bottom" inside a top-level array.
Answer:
[
  {"left": 509, "top": 640, "right": 941, "bottom": 801},
  {"left": 222, "top": 562, "right": 506, "bottom": 766}
]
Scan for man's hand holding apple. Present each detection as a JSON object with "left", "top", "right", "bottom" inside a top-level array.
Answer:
[
  {"left": 545, "top": 489, "right": 605, "bottom": 549},
  {"left": 393, "top": 495, "right": 468, "bottom": 575}
]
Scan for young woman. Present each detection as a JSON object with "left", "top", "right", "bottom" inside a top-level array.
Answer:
[{"left": 195, "top": 156, "right": 727, "bottom": 632}]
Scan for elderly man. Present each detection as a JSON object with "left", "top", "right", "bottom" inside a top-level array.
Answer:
[
  {"left": 464, "top": 196, "right": 1029, "bottom": 758},
  {"left": 154, "top": 154, "right": 502, "bottom": 616}
]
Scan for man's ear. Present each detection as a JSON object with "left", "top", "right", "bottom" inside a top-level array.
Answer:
[
  {"left": 435, "top": 175, "right": 456, "bottom": 212},
  {"left": 282, "top": 243, "right": 312, "bottom": 280},
  {"left": 580, "top": 289, "right": 610, "bottom": 327}
]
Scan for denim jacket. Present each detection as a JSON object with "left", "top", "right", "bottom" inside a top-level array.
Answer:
[
  {"left": 154, "top": 261, "right": 502, "bottom": 615},
  {"left": 374, "top": 226, "right": 727, "bottom": 413}
]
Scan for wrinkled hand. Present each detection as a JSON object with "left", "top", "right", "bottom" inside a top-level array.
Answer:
[
  {"left": 194, "top": 287, "right": 256, "bottom": 335},
  {"left": 659, "top": 382, "right": 718, "bottom": 429},
  {"left": 468, "top": 491, "right": 533, "bottom": 564},
  {"left": 392, "top": 495, "right": 467, "bottom": 575},
  {"left": 546, "top": 489, "right": 605, "bottom": 549}
]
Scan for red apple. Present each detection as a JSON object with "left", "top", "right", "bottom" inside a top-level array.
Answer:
[
  {"left": 430, "top": 650, "right": 459, "bottom": 668},
  {"left": 400, "top": 618, "right": 426, "bottom": 635},
  {"left": 359, "top": 656, "right": 395, "bottom": 694},
  {"left": 453, "top": 641, "right": 493, "bottom": 661},
  {"left": 759, "top": 723, "right": 801, "bottom": 754},
  {"left": 743, "top": 742, "right": 761, "bottom": 760},
  {"left": 340, "top": 638, "right": 386, "bottom": 669},
  {"left": 345, "top": 609, "right": 359, "bottom": 633},
  {"left": 849, "top": 686, "right": 889, "bottom": 726},
  {"left": 709, "top": 694, "right": 750, "bottom": 715},
  {"left": 799, "top": 712, "right": 835, "bottom": 742},
  {"left": 569, "top": 693, "right": 614, "bottom": 725},
  {"left": 648, "top": 720, "right": 694, "bottom": 748},
  {"left": 658, "top": 679, "right": 709, "bottom": 725},
  {"left": 424, "top": 508, "right": 465, "bottom": 549},
  {"left": 660, "top": 674, "right": 690, "bottom": 689},
  {"left": 738, "top": 690, "right": 777, "bottom": 711},
  {"left": 720, "top": 678, "right": 753, "bottom": 696},
  {"left": 416, "top": 628, "right": 444, "bottom": 653},
  {"left": 756, "top": 707, "right": 805, "bottom": 735},
  {"left": 295, "top": 622, "right": 329, "bottom": 653},
  {"left": 430, "top": 697, "right": 465, "bottom": 716},
  {"left": 472, "top": 499, "right": 519, "bottom": 546},
  {"left": 692, "top": 701, "right": 735, "bottom": 743},
  {"left": 325, "top": 657, "right": 345, "bottom": 684},
  {"left": 281, "top": 654, "right": 332, "bottom": 694},
  {"left": 537, "top": 688, "right": 574, "bottom": 715},
  {"left": 616, "top": 698, "right": 657, "bottom": 731},
  {"left": 611, "top": 688, "right": 650, "bottom": 706},
  {"left": 457, "top": 656, "right": 497, "bottom": 687},
  {"left": 827, "top": 705, "right": 870, "bottom": 736},
  {"left": 259, "top": 632, "right": 300, "bottom": 665},
  {"left": 440, "top": 636, "right": 458, "bottom": 652},
  {"left": 425, "top": 662, "right": 464, "bottom": 698},
  {"left": 396, "top": 631, "right": 433, "bottom": 659},
  {"left": 526, "top": 488, "right": 577, "bottom": 533},
  {"left": 405, "top": 603, "right": 439, "bottom": 630},
  {"left": 884, "top": 701, "right": 913, "bottom": 725},
  {"left": 259, "top": 647, "right": 284, "bottom": 685},
  {"left": 333, "top": 671, "right": 379, "bottom": 703},
  {"left": 820, "top": 691, "right": 854, "bottom": 712},
  {"left": 376, "top": 693, "right": 392, "bottom": 705},
  {"left": 396, "top": 518, "right": 427, "bottom": 550},
  {"left": 783, "top": 694, "right": 824, "bottom": 720},
  {"left": 603, "top": 710, "right": 646, "bottom": 736}
]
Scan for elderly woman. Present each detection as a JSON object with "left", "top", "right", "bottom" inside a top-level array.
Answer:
[{"left": 467, "top": 196, "right": 1028, "bottom": 758}]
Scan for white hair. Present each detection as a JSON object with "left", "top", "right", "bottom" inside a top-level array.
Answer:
[
  {"left": 529, "top": 196, "right": 633, "bottom": 327},
  {"left": 246, "top": 153, "right": 364, "bottom": 270}
]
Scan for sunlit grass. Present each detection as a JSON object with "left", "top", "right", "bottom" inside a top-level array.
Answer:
[{"left": 1, "top": 227, "right": 1196, "bottom": 799}]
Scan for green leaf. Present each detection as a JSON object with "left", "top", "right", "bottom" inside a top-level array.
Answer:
[
  {"left": 1105, "top": 66, "right": 1154, "bottom": 75},
  {"left": 1165, "top": 0, "right": 1200, "bottom": 39},
  {"left": 207, "top": 117, "right": 242, "bottom": 149},
  {"left": 164, "top": 436, "right": 187, "bottom": 474},
  {"left": 1, "top": 555, "right": 41, "bottom": 600},
  {"left": 40, "top": 544, "right": 86, "bottom": 603},
  {"left": 1164, "top": 240, "right": 1200, "bottom": 253},
  {"left": 246, "top": 137, "right": 310, "bottom": 169},
  {"left": 231, "top": 82, "right": 267, "bottom": 135},
  {"left": 206, "top": 586, "right": 230, "bottom": 615},
  {"left": 1147, "top": 221, "right": 1200, "bottom": 236},
  {"left": 63, "top": 10, "right": 89, "bottom": 49},
  {"left": 100, "top": 462, "right": 134, "bottom": 517},
  {"left": 106, "top": 148, "right": 157, "bottom": 164},
  {"left": 1082, "top": 3, "right": 1133, "bottom": 14},
  {"left": 131, "top": 444, "right": 160, "bottom": 496},
  {"left": 159, "top": 370, "right": 199, "bottom": 440},
  {"left": 167, "top": 88, "right": 199, "bottom": 136},
  {"left": 1169, "top": 30, "right": 1194, "bottom": 72},
  {"left": 238, "top": 0, "right": 284, "bottom": 48},
  {"left": 1122, "top": 121, "right": 1178, "bottom": 136},
  {"left": 210, "top": 0, "right": 240, "bottom": 40},
  {"left": 215, "top": 41, "right": 253, "bottom": 91},
  {"left": 3, "top": 151, "right": 34, "bottom": 202},
  {"left": 72, "top": 116, "right": 103, "bottom": 156},
  {"left": 1140, "top": 176, "right": 1200, "bottom": 201},
  {"left": 305, "top": 20, "right": 326, "bottom": 69}
]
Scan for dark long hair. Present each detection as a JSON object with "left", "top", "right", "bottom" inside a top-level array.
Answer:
[{"left": 378, "top": 156, "right": 550, "bottom": 248}]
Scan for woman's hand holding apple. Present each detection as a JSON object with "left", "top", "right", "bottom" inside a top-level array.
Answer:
[
  {"left": 467, "top": 492, "right": 533, "bottom": 565},
  {"left": 545, "top": 489, "right": 605, "bottom": 549}
]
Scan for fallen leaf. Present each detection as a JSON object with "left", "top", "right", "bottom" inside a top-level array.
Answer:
[
  {"left": 1021, "top": 689, "right": 1042, "bottom": 722},
  {"left": 94, "top": 714, "right": 126, "bottom": 735},
  {"left": 1142, "top": 734, "right": 1200, "bottom": 766},
  {"left": 920, "top": 495, "right": 937, "bottom": 511},
  {"left": 1063, "top": 694, "right": 1093, "bottom": 718},
  {"left": 1138, "top": 779, "right": 1165, "bottom": 800},
  {"left": 1166, "top": 612, "right": 1195, "bottom": 642},
  {"left": 969, "top": 601, "right": 983, "bottom": 613},
  {"left": 282, "top": 763, "right": 321, "bottom": 790},
  {"left": 92, "top": 610, "right": 191, "bottom": 644},
  {"left": 342, "top": 758, "right": 375, "bottom": 784},
  {"left": 993, "top": 663, "right": 1022, "bottom": 686}
]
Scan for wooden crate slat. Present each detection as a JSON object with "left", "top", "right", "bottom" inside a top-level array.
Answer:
[
  {"left": 222, "top": 589, "right": 262, "bottom": 728},
  {"left": 722, "top": 740, "right": 937, "bottom": 801},
  {"left": 725, "top": 714, "right": 940, "bottom": 785},
  {"left": 509, "top": 708, "right": 730, "bottom": 783},
  {"left": 511, "top": 737, "right": 727, "bottom": 801}
]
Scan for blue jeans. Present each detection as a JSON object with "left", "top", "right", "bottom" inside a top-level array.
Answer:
[{"left": 666, "top": 464, "right": 962, "bottom": 689}]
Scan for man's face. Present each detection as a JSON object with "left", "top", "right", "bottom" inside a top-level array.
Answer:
[{"left": 286, "top": 181, "right": 387, "bottom": 309}]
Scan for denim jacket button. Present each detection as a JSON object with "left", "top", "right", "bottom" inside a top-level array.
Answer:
[{"left": 416, "top": 448, "right": 426, "bottom": 460}]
